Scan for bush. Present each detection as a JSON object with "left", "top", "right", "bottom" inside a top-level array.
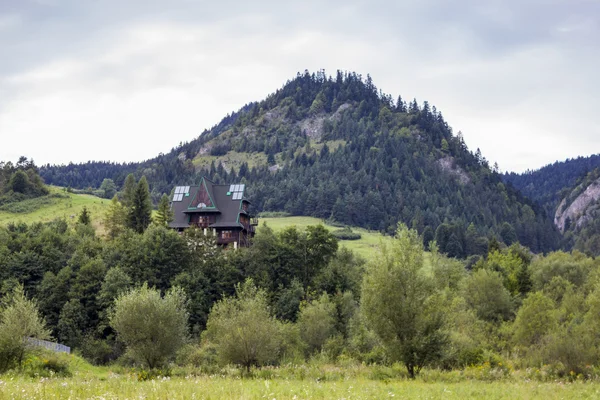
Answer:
[
  {"left": 257, "top": 211, "right": 292, "bottom": 218},
  {"left": 135, "top": 368, "right": 171, "bottom": 381},
  {"left": 203, "top": 279, "right": 281, "bottom": 372},
  {"left": 22, "top": 351, "right": 72, "bottom": 378},
  {"left": 110, "top": 284, "right": 189, "bottom": 369},
  {"left": 80, "top": 336, "right": 123, "bottom": 366},
  {"left": 331, "top": 227, "right": 361, "bottom": 240},
  {"left": 176, "top": 343, "right": 219, "bottom": 373},
  {"left": 462, "top": 269, "right": 514, "bottom": 322},
  {"left": 0, "top": 285, "right": 50, "bottom": 372},
  {"left": 297, "top": 294, "right": 336, "bottom": 355},
  {"left": 323, "top": 334, "right": 345, "bottom": 361}
]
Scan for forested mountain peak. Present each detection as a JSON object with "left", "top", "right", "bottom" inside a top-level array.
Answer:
[{"left": 40, "top": 70, "right": 560, "bottom": 255}]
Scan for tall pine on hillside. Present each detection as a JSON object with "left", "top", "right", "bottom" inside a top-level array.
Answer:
[
  {"left": 121, "top": 173, "right": 137, "bottom": 208},
  {"left": 155, "top": 194, "right": 174, "bottom": 227},
  {"left": 128, "top": 176, "right": 152, "bottom": 233}
]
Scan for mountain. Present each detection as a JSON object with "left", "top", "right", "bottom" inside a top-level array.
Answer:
[
  {"left": 504, "top": 155, "right": 600, "bottom": 256},
  {"left": 503, "top": 154, "right": 600, "bottom": 216},
  {"left": 40, "top": 70, "right": 560, "bottom": 255},
  {"left": 552, "top": 168, "right": 600, "bottom": 255}
]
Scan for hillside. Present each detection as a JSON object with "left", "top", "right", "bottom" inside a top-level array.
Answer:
[
  {"left": 40, "top": 70, "right": 560, "bottom": 254},
  {"left": 260, "top": 216, "right": 383, "bottom": 259},
  {"left": 503, "top": 153, "right": 600, "bottom": 215},
  {"left": 553, "top": 168, "right": 600, "bottom": 255},
  {"left": 0, "top": 186, "right": 110, "bottom": 233}
]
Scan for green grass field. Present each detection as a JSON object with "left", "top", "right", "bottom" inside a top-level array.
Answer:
[
  {"left": 2, "top": 374, "right": 599, "bottom": 399},
  {"left": 0, "top": 186, "right": 110, "bottom": 234},
  {"left": 260, "top": 216, "right": 385, "bottom": 259}
]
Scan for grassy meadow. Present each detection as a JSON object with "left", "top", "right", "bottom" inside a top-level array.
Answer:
[
  {"left": 2, "top": 351, "right": 600, "bottom": 400},
  {"left": 4, "top": 376, "right": 600, "bottom": 399},
  {"left": 0, "top": 186, "right": 110, "bottom": 233},
  {"left": 260, "top": 215, "right": 384, "bottom": 259}
]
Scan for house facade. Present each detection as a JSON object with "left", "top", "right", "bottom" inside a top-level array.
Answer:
[{"left": 168, "top": 177, "right": 258, "bottom": 247}]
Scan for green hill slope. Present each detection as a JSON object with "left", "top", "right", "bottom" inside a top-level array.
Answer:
[
  {"left": 0, "top": 186, "right": 110, "bottom": 233},
  {"left": 260, "top": 216, "right": 383, "bottom": 259}
]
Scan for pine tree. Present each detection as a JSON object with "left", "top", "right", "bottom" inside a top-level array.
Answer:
[
  {"left": 78, "top": 206, "right": 91, "bottom": 225},
  {"left": 121, "top": 173, "right": 136, "bottom": 208},
  {"left": 128, "top": 176, "right": 152, "bottom": 234},
  {"left": 104, "top": 195, "right": 127, "bottom": 238},
  {"left": 155, "top": 194, "right": 174, "bottom": 227}
]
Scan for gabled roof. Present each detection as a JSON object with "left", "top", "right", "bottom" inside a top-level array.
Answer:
[{"left": 168, "top": 177, "right": 250, "bottom": 230}]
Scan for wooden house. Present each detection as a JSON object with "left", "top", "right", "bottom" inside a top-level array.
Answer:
[{"left": 168, "top": 177, "right": 258, "bottom": 248}]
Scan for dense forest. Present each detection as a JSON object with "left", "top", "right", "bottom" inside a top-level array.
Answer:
[
  {"left": 2, "top": 215, "right": 600, "bottom": 380},
  {"left": 504, "top": 154, "right": 600, "bottom": 215},
  {"left": 39, "top": 71, "right": 560, "bottom": 255},
  {"left": 503, "top": 155, "right": 600, "bottom": 257}
]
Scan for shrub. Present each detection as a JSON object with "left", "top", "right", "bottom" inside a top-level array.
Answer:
[
  {"left": 22, "top": 351, "right": 72, "bottom": 378},
  {"left": 110, "top": 284, "right": 189, "bottom": 369},
  {"left": 331, "top": 227, "right": 361, "bottom": 240},
  {"left": 257, "top": 211, "right": 292, "bottom": 218},
  {"left": 0, "top": 285, "right": 50, "bottom": 372},
  {"left": 462, "top": 269, "right": 514, "bottom": 322},
  {"left": 176, "top": 343, "right": 219, "bottom": 373},
  {"left": 80, "top": 336, "right": 123, "bottom": 366},
  {"left": 297, "top": 293, "right": 336, "bottom": 355},
  {"left": 203, "top": 279, "right": 281, "bottom": 373}
]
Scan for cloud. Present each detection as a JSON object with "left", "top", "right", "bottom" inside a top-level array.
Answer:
[{"left": 0, "top": 0, "right": 598, "bottom": 172}]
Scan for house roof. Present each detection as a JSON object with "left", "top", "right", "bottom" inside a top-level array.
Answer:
[
  {"left": 168, "top": 177, "right": 250, "bottom": 230},
  {"left": 209, "top": 221, "right": 244, "bottom": 229}
]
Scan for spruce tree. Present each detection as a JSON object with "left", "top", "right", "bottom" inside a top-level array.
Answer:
[
  {"left": 104, "top": 195, "right": 127, "bottom": 238},
  {"left": 121, "top": 173, "right": 136, "bottom": 208},
  {"left": 155, "top": 194, "right": 174, "bottom": 227},
  {"left": 78, "top": 206, "right": 91, "bottom": 225},
  {"left": 128, "top": 176, "right": 152, "bottom": 234}
]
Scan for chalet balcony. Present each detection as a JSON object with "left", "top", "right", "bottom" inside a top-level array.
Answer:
[
  {"left": 217, "top": 236, "right": 238, "bottom": 245},
  {"left": 250, "top": 217, "right": 259, "bottom": 226}
]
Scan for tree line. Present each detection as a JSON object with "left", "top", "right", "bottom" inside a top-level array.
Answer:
[{"left": 1, "top": 213, "right": 600, "bottom": 379}]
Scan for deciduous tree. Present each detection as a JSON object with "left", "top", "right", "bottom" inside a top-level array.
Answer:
[
  {"left": 110, "top": 284, "right": 189, "bottom": 369},
  {"left": 361, "top": 224, "right": 447, "bottom": 378},
  {"left": 203, "top": 279, "right": 280, "bottom": 372}
]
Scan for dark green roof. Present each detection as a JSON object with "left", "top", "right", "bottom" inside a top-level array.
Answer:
[{"left": 168, "top": 177, "right": 250, "bottom": 230}]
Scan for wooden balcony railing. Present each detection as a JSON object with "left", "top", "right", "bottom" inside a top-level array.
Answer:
[
  {"left": 217, "top": 236, "right": 238, "bottom": 245},
  {"left": 250, "top": 217, "right": 259, "bottom": 226}
]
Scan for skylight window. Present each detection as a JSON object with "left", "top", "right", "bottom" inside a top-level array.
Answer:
[
  {"left": 172, "top": 186, "right": 190, "bottom": 202},
  {"left": 229, "top": 183, "right": 245, "bottom": 200}
]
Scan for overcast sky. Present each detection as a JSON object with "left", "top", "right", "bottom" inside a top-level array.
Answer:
[{"left": 0, "top": 0, "right": 598, "bottom": 172}]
